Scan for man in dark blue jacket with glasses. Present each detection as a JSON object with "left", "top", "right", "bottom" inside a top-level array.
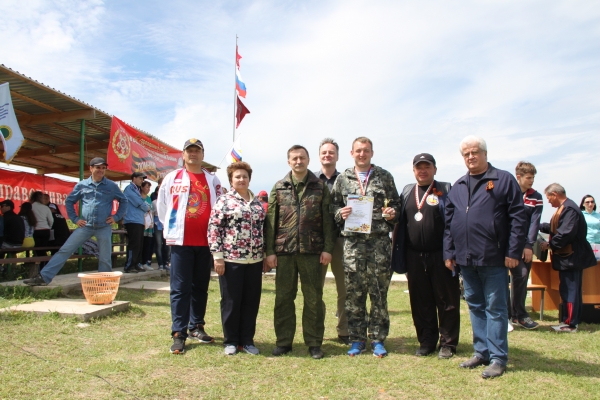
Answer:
[{"left": 444, "top": 136, "right": 526, "bottom": 379}]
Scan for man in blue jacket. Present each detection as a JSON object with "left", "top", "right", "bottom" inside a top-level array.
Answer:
[
  {"left": 444, "top": 136, "right": 526, "bottom": 379},
  {"left": 391, "top": 153, "right": 460, "bottom": 360},
  {"left": 24, "top": 157, "right": 128, "bottom": 285},
  {"left": 123, "top": 171, "right": 150, "bottom": 273}
]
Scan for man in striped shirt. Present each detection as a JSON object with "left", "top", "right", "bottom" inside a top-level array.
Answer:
[{"left": 509, "top": 161, "right": 543, "bottom": 330}]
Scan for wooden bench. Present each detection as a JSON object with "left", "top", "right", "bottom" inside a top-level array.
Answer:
[
  {"left": 0, "top": 229, "right": 130, "bottom": 278},
  {"left": 527, "top": 283, "right": 546, "bottom": 321}
]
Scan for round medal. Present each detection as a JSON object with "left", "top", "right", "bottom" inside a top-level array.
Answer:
[
  {"left": 426, "top": 194, "right": 439, "bottom": 206},
  {"left": 414, "top": 212, "right": 423, "bottom": 221}
]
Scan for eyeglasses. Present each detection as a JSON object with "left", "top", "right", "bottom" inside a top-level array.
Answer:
[
  {"left": 584, "top": 200, "right": 595, "bottom": 204},
  {"left": 462, "top": 150, "right": 480, "bottom": 158}
]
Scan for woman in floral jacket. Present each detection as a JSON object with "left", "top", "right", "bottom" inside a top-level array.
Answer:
[{"left": 208, "top": 161, "right": 267, "bottom": 356}]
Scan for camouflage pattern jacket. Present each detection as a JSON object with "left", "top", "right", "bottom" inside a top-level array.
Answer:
[
  {"left": 265, "top": 171, "right": 336, "bottom": 256},
  {"left": 330, "top": 165, "right": 401, "bottom": 237}
]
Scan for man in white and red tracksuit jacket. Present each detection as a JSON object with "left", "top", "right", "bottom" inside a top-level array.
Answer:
[{"left": 157, "top": 138, "right": 223, "bottom": 355}]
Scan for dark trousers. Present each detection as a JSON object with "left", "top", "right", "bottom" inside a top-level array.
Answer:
[
  {"left": 124, "top": 223, "right": 144, "bottom": 270},
  {"left": 508, "top": 258, "right": 532, "bottom": 320},
  {"left": 406, "top": 248, "right": 460, "bottom": 351},
  {"left": 34, "top": 229, "right": 51, "bottom": 269},
  {"left": 153, "top": 228, "right": 165, "bottom": 266},
  {"left": 170, "top": 245, "right": 212, "bottom": 336},
  {"left": 219, "top": 261, "right": 263, "bottom": 346},
  {"left": 559, "top": 269, "right": 583, "bottom": 326},
  {"left": 142, "top": 235, "right": 153, "bottom": 265}
]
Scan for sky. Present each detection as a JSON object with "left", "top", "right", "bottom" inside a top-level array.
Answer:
[{"left": 2, "top": 0, "right": 599, "bottom": 222}]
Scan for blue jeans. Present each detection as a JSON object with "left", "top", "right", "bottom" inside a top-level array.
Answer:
[
  {"left": 40, "top": 225, "right": 113, "bottom": 283},
  {"left": 460, "top": 264, "right": 509, "bottom": 366},
  {"left": 169, "top": 245, "right": 212, "bottom": 337}
]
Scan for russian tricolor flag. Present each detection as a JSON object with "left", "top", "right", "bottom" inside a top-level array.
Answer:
[
  {"left": 235, "top": 69, "right": 247, "bottom": 98},
  {"left": 231, "top": 147, "right": 242, "bottom": 163}
]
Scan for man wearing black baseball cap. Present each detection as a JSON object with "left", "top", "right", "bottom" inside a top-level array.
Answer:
[
  {"left": 391, "top": 153, "right": 460, "bottom": 360},
  {"left": 156, "top": 138, "right": 224, "bottom": 354},
  {"left": 123, "top": 171, "right": 150, "bottom": 273},
  {"left": 24, "top": 156, "right": 128, "bottom": 286}
]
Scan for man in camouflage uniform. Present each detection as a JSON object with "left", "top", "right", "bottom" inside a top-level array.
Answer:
[
  {"left": 265, "top": 145, "right": 336, "bottom": 359},
  {"left": 331, "top": 137, "right": 400, "bottom": 358}
]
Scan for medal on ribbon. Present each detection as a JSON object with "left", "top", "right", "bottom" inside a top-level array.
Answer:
[{"left": 414, "top": 182, "right": 434, "bottom": 221}]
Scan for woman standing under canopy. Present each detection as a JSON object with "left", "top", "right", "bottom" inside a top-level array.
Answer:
[{"left": 580, "top": 195, "right": 600, "bottom": 247}]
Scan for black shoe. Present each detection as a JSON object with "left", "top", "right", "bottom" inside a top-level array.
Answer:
[
  {"left": 438, "top": 346, "right": 454, "bottom": 359},
  {"left": 516, "top": 317, "right": 539, "bottom": 330},
  {"left": 189, "top": 325, "right": 214, "bottom": 343},
  {"left": 23, "top": 274, "right": 48, "bottom": 286},
  {"left": 170, "top": 332, "right": 186, "bottom": 354},
  {"left": 415, "top": 346, "right": 435, "bottom": 357},
  {"left": 459, "top": 356, "right": 489, "bottom": 369},
  {"left": 308, "top": 346, "right": 324, "bottom": 359},
  {"left": 134, "top": 265, "right": 145, "bottom": 272},
  {"left": 272, "top": 346, "right": 292, "bottom": 356},
  {"left": 338, "top": 335, "right": 351, "bottom": 345},
  {"left": 481, "top": 362, "right": 506, "bottom": 379},
  {"left": 124, "top": 268, "right": 138, "bottom": 274}
]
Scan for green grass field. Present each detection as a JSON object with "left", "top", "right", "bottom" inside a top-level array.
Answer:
[{"left": 1, "top": 276, "right": 599, "bottom": 399}]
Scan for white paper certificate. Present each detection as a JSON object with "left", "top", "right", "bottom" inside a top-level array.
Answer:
[{"left": 344, "top": 195, "right": 374, "bottom": 234}]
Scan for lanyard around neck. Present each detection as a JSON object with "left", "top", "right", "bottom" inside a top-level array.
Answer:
[{"left": 354, "top": 166, "right": 372, "bottom": 196}]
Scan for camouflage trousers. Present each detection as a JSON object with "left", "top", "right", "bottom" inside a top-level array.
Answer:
[
  {"left": 274, "top": 254, "right": 325, "bottom": 347},
  {"left": 343, "top": 235, "right": 393, "bottom": 342}
]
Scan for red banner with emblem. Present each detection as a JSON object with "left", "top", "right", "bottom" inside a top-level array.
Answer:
[
  {"left": 107, "top": 116, "right": 182, "bottom": 181},
  {"left": 0, "top": 168, "right": 76, "bottom": 217}
]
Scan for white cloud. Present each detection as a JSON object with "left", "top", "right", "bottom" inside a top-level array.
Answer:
[{"left": 1, "top": 0, "right": 599, "bottom": 226}]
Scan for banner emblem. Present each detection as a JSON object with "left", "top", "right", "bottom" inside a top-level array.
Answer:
[{"left": 111, "top": 128, "right": 131, "bottom": 162}]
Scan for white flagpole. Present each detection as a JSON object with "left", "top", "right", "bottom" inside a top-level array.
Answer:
[{"left": 232, "top": 34, "right": 238, "bottom": 143}]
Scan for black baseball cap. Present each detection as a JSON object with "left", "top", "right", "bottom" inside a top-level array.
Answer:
[
  {"left": 90, "top": 157, "right": 108, "bottom": 167},
  {"left": 131, "top": 172, "right": 147, "bottom": 179},
  {"left": 183, "top": 138, "right": 204, "bottom": 150},
  {"left": 413, "top": 153, "right": 436, "bottom": 166},
  {"left": 0, "top": 199, "right": 15, "bottom": 209}
]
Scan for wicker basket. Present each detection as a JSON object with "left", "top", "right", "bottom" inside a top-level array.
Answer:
[{"left": 78, "top": 271, "right": 123, "bottom": 305}]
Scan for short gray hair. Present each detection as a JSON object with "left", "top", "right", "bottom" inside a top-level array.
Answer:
[
  {"left": 544, "top": 183, "right": 566, "bottom": 196},
  {"left": 319, "top": 138, "right": 339, "bottom": 153},
  {"left": 459, "top": 135, "right": 487, "bottom": 155}
]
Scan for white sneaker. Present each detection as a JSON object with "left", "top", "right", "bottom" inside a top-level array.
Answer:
[
  {"left": 224, "top": 345, "right": 238, "bottom": 355},
  {"left": 144, "top": 264, "right": 154, "bottom": 271},
  {"left": 508, "top": 320, "right": 514, "bottom": 333}
]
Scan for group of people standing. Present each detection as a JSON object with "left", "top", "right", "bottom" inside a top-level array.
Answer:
[
  {"left": 19, "top": 135, "right": 598, "bottom": 381},
  {"left": 122, "top": 172, "right": 170, "bottom": 274}
]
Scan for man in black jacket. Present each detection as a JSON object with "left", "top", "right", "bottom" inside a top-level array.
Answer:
[
  {"left": 540, "top": 183, "right": 597, "bottom": 333},
  {"left": 391, "top": 153, "right": 460, "bottom": 360},
  {"left": 0, "top": 200, "right": 25, "bottom": 249}
]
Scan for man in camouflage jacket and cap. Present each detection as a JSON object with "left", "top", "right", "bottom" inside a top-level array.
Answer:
[
  {"left": 265, "top": 145, "right": 337, "bottom": 360},
  {"left": 330, "top": 137, "right": 401, "bottom": 358}
]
